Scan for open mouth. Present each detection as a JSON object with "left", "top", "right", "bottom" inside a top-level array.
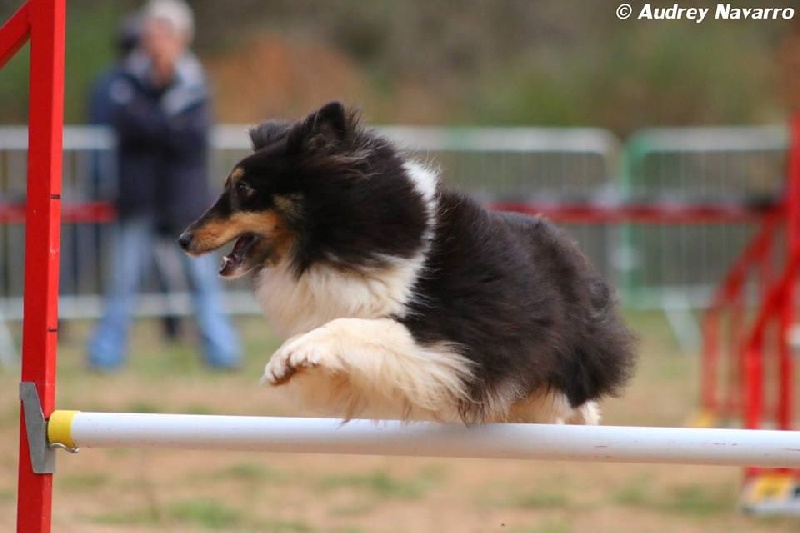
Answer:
[{"left": 219, "top": 233, "right": 260, "bottom": 276}]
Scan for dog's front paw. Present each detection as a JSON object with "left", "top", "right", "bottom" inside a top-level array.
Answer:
[{"left": 262, "top": 328, "right": 340, "bottom": 386}]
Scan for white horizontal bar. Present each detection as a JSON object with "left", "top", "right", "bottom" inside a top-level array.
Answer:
[
  {"left": 212, "top": 125, "right": 619, "bottom": 154},
  {"left": 0, "top": 126, "right": 115, "bottom": 150},
  {"left": 631, "top": 126, "right": 786, "bottom": 152},
  {"left": 56, "top": 413, "right": 800, "bottom": 468},
  {"left": 378, "top": 126, "right": 619, "bottom": 154},
  {"left": 0, "top": 292, "right": 260, "bottom": 321},
  {"left": 0, "top": 125, "right": 784, "bottom": 152}
]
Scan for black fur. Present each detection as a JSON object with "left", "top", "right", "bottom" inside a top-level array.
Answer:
[
  {"left": 238, "top": 103, "right": 429, "bottom": 273},
  {"left": 400, "top": 200, "right": 636, "bottom": 419},
  {"left": 191, "top": 102, "right": 637, "bottom": 421}
]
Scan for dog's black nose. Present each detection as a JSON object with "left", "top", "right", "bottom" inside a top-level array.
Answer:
[{"left": 178, "top": 232, "right": 193, "bottom": 251}]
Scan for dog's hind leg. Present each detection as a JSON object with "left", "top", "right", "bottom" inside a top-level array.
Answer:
[
  {"left": 262, "top": 317, "right": 474, "bottom": 421},
  {"left": 504, "top": 391, "right": 601, "bottom": 425}
]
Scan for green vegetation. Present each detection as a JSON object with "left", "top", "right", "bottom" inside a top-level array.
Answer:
[
  {"left": 256, "top": 519, "right": 315, "bottom": 532},
  {"left": 513, "top": 521, "right": 572, "bottom": 533},
  {"left": 661, "top": 484, "right": 737, "bottom": 516},
  {"left": 613, "top": 474, "right": 654, "bottom": 507},
  {"left": 166, "top": 498, "right": 244, "bottom": 529},
  {"left": 507, "top": 491, "right": 570, "bottom": 510},
  {"left": 0, "top": 1, "right": 794, "bottom": 131},
  {"left": 317, "top": 468, "right": 443, "bottom": 501},
  {"left": 61, "top": 472, "right": 110, "bottom": 491},
  {"left": 92, "top": 498, "right": 244, "bottom": 529},
  {"left": 0, "top": 2, "right": 132, "bottom": 124},
  {"left": 615, "top": 477, "right": 736, "bottom": 517},
  {"left": 217, "top": 462, "right": 287, "bottom": 484},
  {"left": 91, "top": 506, "right": 162, "bottom": 527},
  {"left": 468, "top": 24, "right": 778, "bottom": 135}
]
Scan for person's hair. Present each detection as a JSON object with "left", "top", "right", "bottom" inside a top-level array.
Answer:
[
  {"left": 117, "top": 14, "right": 141, "bottom": 57},
  {"left": 142, "top": 0, "right": 194, "bottom": 40}
]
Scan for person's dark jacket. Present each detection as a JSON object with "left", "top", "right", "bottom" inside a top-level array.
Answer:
[{"left": 107, "top": 51, "right": 212, "bottom": 234}]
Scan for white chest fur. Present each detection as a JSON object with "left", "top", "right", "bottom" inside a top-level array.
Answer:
[{"left": 254, "top": 258, "right": 422, "bottom": 338}]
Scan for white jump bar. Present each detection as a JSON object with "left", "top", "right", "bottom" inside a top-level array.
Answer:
[{"left": 47, "top": 412, "right": 800, "bottom": 468}]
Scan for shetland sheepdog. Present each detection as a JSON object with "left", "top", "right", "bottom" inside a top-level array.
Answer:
[{"left": 179, "top": 102, "right": 636, "bottom": 424}]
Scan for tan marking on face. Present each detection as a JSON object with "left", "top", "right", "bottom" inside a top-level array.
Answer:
[
  {"left": 274, "top": 195, "right": 294, "bottom": 213},
  {"left": 224, "top": 166, "right": 245, "bottom": 189},
  {"left": 269, "top": 219, "right": 296, "bottom": 259},
  {"left": 189, "top": 211, "right": 280, "bottom": 254},
  {"left": 231, "top": 167, "right": 244, "bottom": 182},
  {"left": 274, "top": 194, "right": 304, "bottom": 219}
]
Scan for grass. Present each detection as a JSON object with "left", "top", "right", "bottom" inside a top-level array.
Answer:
[
  {"left": 614, "top": 476, "right": 735, "bottom": 517},
  {"left": 317, "top": 468, "right": 441, "bottom": 501},
  {"left": 122, "top": 401, "right": 162, "bottom": 414},
  {"left": 92, "top": 507, "right": 161, "bottom": 527},
  {"left": 166, "top": 499, "right": 244, "bottom": 529},
  {"left": 60, "top": 473, "right": 110, "bottom": 491},
  {"left": 507, "top": 492, "right": 570, "bottom": 510},
  {"left": 256, "top": 519, "right": 315, "bottom": 532},
  {"left": 330, "top": 501, "right": 377, "bottom": 518},
  {"left": 217, "top": 462, "right": 287, "bottom": 484},
  {"left": 660, "top": 484, "right": 736, "bottom": 517},
  {"left": 612, "top": 474, "right": 653, "bottom": 507},
  {"left": 510, "top": 521, "right": 572, "bottom": 533},
  {"left": 93, "top": 499, "right": 245, "bottom": 529},
  {"left": 2, "top": 313, "right": 800, "bottom": 532}
]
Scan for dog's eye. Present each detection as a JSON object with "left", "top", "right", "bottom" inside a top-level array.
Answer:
[{"left": 236, "top": 181, "right": 254, "bottom": 197}]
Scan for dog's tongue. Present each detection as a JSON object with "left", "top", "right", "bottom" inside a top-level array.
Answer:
[{"left": 219, "top": 235, "right": 253, "bottom": 276}]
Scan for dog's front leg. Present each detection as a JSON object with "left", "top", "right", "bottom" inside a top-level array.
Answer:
[{"left": 262, "top": 317, "right": 474, "bottom": 421}]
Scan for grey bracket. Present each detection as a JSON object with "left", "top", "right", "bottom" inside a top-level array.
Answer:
[{"left": 20, "top": 382, "right": 55, "bottom": 474}]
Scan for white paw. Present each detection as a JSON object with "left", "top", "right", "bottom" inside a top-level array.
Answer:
[{"left": 262, "top": 328, "right": 339, "bottom": 386}]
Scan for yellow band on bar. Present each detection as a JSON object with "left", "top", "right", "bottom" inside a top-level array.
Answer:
[{"left": 47, "top": 410, "right": 80, "bottom": 449}]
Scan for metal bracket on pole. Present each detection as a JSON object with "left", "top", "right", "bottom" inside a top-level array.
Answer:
[{"left": 20, "top": 382, "right": 55, "bottom": 474}]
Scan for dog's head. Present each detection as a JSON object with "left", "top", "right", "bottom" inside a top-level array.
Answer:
[
  {"left": 180, "top": 101, "right": 430, "bottom": 278},
  {"left": 179, "top": 102, "right": 356, "bottom": 278}
]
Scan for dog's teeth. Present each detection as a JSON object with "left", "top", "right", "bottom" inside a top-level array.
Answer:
[{"left": 219, "top": 255, "right": 234, "bottom": 275}]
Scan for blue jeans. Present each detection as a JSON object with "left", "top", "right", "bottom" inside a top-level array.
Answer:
[{"left": 87, "top": 216, "right": 241, "bottom": 370}]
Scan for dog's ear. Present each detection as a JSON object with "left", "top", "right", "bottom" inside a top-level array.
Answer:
[
  {"left": 290, "top": 101, "right": 351, "bottom": 152},
  {"left": 315, "top": 101, "right": 348, "bottom": 137},
  {"left": 249, "top": 120, "right": 290, "bottom": 151}
]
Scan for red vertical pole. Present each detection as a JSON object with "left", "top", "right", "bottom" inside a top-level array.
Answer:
[
  {"left": 778, "top": 112, "right": 800, "bottom": 432},
  {"left": 700, "top": 311, "right": 719, "bottom": 415},
  {"left": 743, "top": 329, "right": 765, "bottom": 481},
  {"left": 16, "top": 0, "right": 65, "bottom": 531},
  {"left": 743, "top": 335, "right": 764, "bottom": 432},
  {"left": 727, "top": 298, "right": 744, "bottom": 417}
]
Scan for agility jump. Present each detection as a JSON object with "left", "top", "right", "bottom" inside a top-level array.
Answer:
[{"left": 41, "top": 411, "right": 800, "bottom": 468}]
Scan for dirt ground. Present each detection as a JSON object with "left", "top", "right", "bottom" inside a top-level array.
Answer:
[{"left": 1, "top": 314, "right": 799, "bottom": 532}]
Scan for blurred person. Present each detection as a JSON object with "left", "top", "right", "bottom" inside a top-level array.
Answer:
[
  {"left": 87, "top": 0, "right": 241, "bottom": 371},
  {"left": 87, "top": 13, "right": 185, "bottom": 342},
  {"left": 88, "top": 14, "right": 140, "bottom": 131}
]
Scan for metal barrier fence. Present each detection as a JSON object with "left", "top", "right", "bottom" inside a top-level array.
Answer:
[
  {"left": 620, "top": 126, "right": 786, "bottom": 309},
  {"left": 0, "top": 125, "right": 788, "bottom": 332}
]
